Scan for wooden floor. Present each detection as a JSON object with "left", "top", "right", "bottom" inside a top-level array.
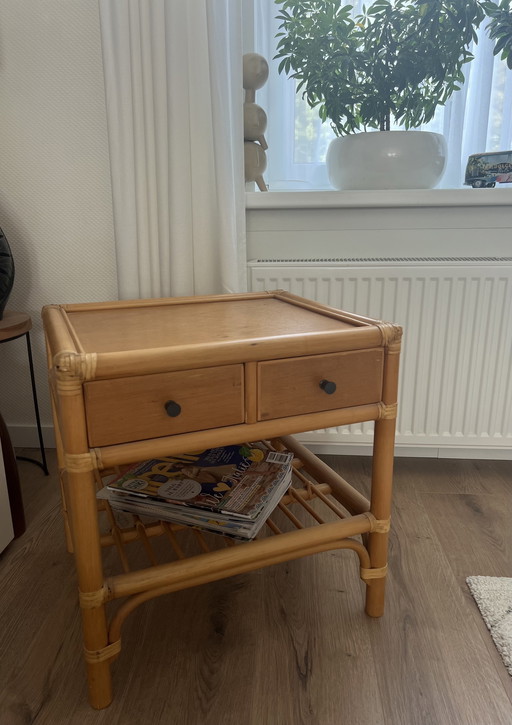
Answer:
[{"left": 1, "top": 448, "right": 512, "bottom": 725}]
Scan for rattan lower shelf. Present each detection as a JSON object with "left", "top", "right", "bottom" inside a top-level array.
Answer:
[{"left": 76, "top": 437, "right": 386, "bottom": 663}]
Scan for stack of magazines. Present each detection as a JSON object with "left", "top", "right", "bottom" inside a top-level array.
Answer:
[{"left": 97, "top": 442, "right": 293, "bottom": 540}]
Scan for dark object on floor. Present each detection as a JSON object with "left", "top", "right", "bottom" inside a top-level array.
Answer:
[
  {"left": 0, "top": 312, "right": 49, "bottom": 475},
  {"left": 0, "top": 409, "right": 25, "bottom": 537},
  {"left": 0, "top": 228, "right": 15, "bottom": 320}
]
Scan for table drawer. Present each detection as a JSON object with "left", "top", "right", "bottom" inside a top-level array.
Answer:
[
  {"left": 257, "top": 349, "right": 384, "bottom": 421},
  {"left": 84, "top": 364, "right": 244, "bottom": 447}
]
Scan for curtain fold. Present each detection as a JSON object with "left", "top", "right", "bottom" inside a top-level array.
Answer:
[{"left": 99, "top": 0, "right": 246, "bottom": 300}]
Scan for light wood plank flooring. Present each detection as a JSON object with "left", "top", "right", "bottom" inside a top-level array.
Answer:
[{"left": 1, "top": 449, "right": 511, "bottom": 725}]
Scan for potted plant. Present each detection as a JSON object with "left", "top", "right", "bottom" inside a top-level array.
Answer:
[
  {"left": 274, "top": 0, "right": 488, "bottom": 189},
  {"left": 484, "top": 0, "right": 512, "bottom": 68}
]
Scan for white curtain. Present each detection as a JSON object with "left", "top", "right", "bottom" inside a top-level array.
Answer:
[
  {"left": 99, "top": 0, "right": 247, "bottom": 300},
  {"left": 254, "top": 0, "right": 512, "bottom": 190}
]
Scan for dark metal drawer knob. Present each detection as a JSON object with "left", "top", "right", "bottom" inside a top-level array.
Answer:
[
  {"left": 164, "top": 400, "right": 182, "bottom": 417},
  {"left": 319, "top": 379, "right": 336, "bottom": 395}
]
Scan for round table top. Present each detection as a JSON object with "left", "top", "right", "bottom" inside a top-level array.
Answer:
[{"left": 0, "top": 310, "right": 32, "bottom": 342}]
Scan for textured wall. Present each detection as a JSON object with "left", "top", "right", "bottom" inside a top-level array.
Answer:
[{"left": 0, "top": 1, "right": 118, "bottom": 445}]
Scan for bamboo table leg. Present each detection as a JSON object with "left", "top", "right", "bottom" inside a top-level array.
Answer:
[
  {"left": 56, "top": 375, "right": 113, "bottom": 709},
  {"left": 365, "top": 417, "right": 396, "bottom": 617},
  {"left": 67, "top": 469, "right": 113, "bottom": 709},
  {"left": 364, "top": 331, "right": 401, "bottom": 617}
]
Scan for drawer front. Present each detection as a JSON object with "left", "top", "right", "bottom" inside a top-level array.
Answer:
[
  {"left": 84, "top": 365, "right": 244, "bottom": 447},
  {"left": 257, "top": 349, "right": 383, "bottom": 421}
]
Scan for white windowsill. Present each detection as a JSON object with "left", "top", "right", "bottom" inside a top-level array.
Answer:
[{"left": 246, "top": 188, "right": 512, "bottom": 209}]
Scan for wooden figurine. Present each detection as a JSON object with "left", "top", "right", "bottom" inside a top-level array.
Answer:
[{"left": 243, "top": 53, "right": 269, "bottom": 191}]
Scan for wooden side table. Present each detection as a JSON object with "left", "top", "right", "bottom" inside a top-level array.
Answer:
[
  {"left": 0, "top": 311, "right": 48, "bottom": 475},
  {"left": 42, "top": 291, "right": 402, "bottom": 709}
]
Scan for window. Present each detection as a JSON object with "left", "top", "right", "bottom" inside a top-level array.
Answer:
[{"left": 249, "top": 0, "right": 512, "bottom": 190}]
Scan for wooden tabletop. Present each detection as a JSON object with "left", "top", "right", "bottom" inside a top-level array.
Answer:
[
  {"left": 0, "top": 311, "right": 32, "bottom": 343},
  {"left": 65, "top": 297, "right": 358, "bottom": 354},
  {"left": 42, "top": 292, "right": 390, "bottom": 380}
]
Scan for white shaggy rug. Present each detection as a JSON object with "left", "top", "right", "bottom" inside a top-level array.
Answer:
[{"left": 467, "top": 576, "right": 512, "bottom": 676}]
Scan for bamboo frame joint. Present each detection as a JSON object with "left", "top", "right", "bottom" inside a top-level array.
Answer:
[
  {"left": 55, "top": 377, "right": 84, "bottom": 396},
  {"left": 64, "top": 450, "right": 100, "bottom": 473},
  {"left": 363, "top": 513, "right": 391, "bottom": 533},
  {"left": 83, "top": 639, "right": 121, "bottom": 664},
  {"left": 53, "top": 351, "right": 97, "bottom": 381},
  {"left": 360, "top": 564, "right": 388, "bottom": 581},
  {"left": 92, "top": 447, "right": 105, "bottom": 470},
  {"left": 377, "top": 322, "right": 403, "bottom": 347},
  {"left": 79, "top": 585, "right": 110, "bottom": 609},
  {"left": 378, "top": 402, "right": 398, "bottom": 420},
  {"left": 387, "top": 339, "right": 402, "bottom": 354}
]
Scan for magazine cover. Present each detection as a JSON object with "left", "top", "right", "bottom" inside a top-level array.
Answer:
[
  {"left": 98, "top": 462, "right": 293, "bottom": 541},
  {"left": 105, "top": 443, "right": 293, "bottom": 519}
]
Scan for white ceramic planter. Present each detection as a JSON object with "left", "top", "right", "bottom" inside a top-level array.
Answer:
[{"left": 326, "top": 130, "right": 447, "bottom": 190}]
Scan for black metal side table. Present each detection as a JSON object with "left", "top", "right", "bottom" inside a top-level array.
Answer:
[{"left": 0, "top": 310, "right": 48, "bottom": 475}]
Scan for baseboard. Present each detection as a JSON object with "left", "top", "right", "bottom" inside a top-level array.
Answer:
[
  {"left": 7, "top": 424, "right": 512, "bottom": 461},
  {"left": 297, "top": 439, "right": 512, "bottom": 460}
]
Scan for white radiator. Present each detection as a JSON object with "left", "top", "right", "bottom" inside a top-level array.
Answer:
[{"left": 248, "top": 257, "right": 512, "bottom": 459}]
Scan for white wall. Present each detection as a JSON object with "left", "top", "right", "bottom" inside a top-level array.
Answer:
[{"left": 0, "top": 1, "right": 118, "bottom": 445}]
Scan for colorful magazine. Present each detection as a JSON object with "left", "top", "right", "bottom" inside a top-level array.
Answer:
[
  {"left": 103, "top": 443, "right": 293, "bottom": 520},
  {"left": 98, "top": 463, "right": 293, "bottom": 541}
]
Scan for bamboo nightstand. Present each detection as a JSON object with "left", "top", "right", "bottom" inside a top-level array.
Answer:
[{"left": 42, "top": 290, "right": 402, "bottom": 710}]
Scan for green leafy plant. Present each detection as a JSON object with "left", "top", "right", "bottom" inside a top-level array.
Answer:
[
  {"left": 484, "top": 0, "right": 512, "bottom": 68},
  {"left": 274, "top": 0, "right": 489, "bottom": 135}
]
